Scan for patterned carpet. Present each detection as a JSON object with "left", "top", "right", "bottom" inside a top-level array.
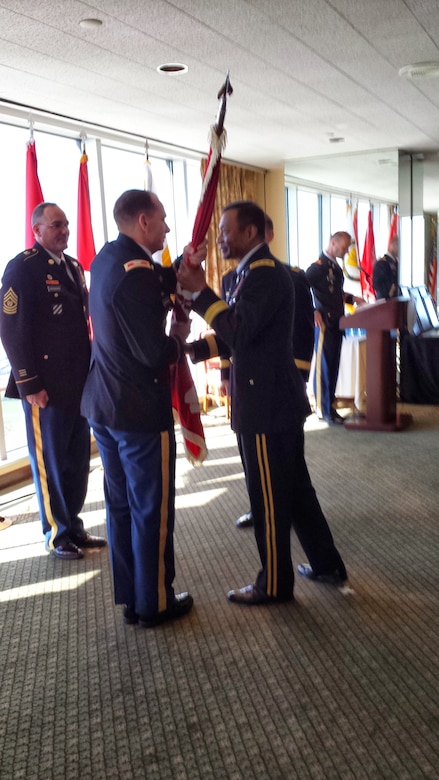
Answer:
[{"left": 1, "top": 405, "right": 439, "bottom": 779}]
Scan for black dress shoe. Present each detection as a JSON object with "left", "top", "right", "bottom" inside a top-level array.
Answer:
[
  {"left": 322, "top": 413, "right": 344, "bottom": 425},
  {"left": 298, "top": 563, "right": 347, "bottom": 585},
  {"left": 236, "top": 511, "right": 253, "bottom": 529},
  {"left": 123, "top": 606, "right": 138, "bottom": 625},
  {"left": 46, "top": 540, "right": 84, "bottom": 560},
  {"left": 227, "top": 584, "right": 294, "bottom": 605},
  {"left": 70, "top": 532, "right": 107, "bottom": 548},
  {"left": 138, "top": 592, "right": 194, "bottom": 628}
]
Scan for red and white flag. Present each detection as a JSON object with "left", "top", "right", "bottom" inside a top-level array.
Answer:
[
  {"left": 25, "top": 136, "right": 44, "bottom": 247},
  {"left": 361, "top": 207, "right": 376, "bottom": 302}
]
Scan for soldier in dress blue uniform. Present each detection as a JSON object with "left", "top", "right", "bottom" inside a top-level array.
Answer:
[
  {"left": 0, "top": 202, "right": 106, "bottom": 559},
  {"left": 224, "top": 214, "right": 315, "bottom": 530},
  {"left": 178, "top": 201, "right": 347, "bottom": 605},
  {"left": 306, "top": 232, "right": 365, "bottom": 425},
  {"left": 372, "top": 236, "right": 399, "bottom": 300},
  {"left": 81, "top": 189, "right": 206, "bottom": 628}
]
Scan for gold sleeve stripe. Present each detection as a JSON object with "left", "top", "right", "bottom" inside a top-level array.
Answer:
[
  {"left": 204, "top": 300, "right": 228, "bottom": 324},
  {"left": 205, "top": 333, "right": 218, "bottom": 357},
  {"left": 220, "top": 359, "right": 230, "bottom": 369},
  {"left": 16, "top": 374, "right": 38, "bottom": 385},
  {"left": 249, "top": 259, "right": 275, "bottom": 270},
  {"left": 295, "top": 359, "right": 311, "bottom": 371}
]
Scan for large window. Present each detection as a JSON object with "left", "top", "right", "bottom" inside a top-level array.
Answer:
[
  {"left": 0, "top": 118, "right": 202, "bottom": 463},
  {"left": 286, "top": 181, "right": 394, "bottom": 270},
  {"left": 287, "top": 188, "right": 321, "bottom": 270}
]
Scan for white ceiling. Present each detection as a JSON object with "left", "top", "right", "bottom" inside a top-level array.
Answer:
[{"left": 1, "top": 0, "right": 439, "bottom": 206}]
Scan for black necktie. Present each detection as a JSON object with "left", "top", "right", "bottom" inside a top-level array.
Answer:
[{"left": 61, "top": 257, "right": 75, "bottom": 283}]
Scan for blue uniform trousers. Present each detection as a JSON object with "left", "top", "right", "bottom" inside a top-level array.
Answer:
[
  {"left": 313, "top": 324, "right": 343, "bottom": 418},
  {"left": 238, "top": 423, "right": 346, "bottom": 598},
  {"left": 23, "top": 402, "right": 90, "bottom": 547},
  {"left": 91, "top": 424, "right": 176, "bottom": 619}
]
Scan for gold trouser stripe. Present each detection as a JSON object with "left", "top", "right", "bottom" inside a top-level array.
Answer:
[
  {"left": 31, "top": 406, "right": 58, "bottom": 548},
  {"left": 315, "top": 325, "right": 326, "bottom": 416},
  {"left": 158, "top": 431, "right": 170, "bottom": 613},
  {"left": 255, "top": 433, "right": 277, "bottom": 596}
]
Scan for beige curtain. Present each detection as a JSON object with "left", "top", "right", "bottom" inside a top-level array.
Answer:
[{"left": 201, "top": 160, "right": 264, "bottom": 294}]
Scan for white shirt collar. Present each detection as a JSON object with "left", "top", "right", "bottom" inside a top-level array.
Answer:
[{"left": 137, "top": 242, "right": 154, "bottom": 260}]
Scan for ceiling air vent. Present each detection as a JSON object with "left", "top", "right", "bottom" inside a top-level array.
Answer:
[{"left": 399, "top": 62, "right": 439, "bottom": 80}]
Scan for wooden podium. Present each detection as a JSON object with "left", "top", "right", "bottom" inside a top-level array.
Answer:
[{"left": 339, "top": 297, "right": 411, "bottom": 431}]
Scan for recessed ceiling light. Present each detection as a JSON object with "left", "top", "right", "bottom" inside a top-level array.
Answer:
[
  {"left": 79, "top": 18, "right": 103, "bottom": 29},
  {"left": 157, "top": 63, "right": 188, "bottom": 75},
  {"left": 329, "top": 137, "right": 345, "bottom": 144},
  {"left": 399, "top": 62, "right": 439, "bottom": 80}
]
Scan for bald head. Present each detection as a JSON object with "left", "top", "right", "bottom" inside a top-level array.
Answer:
[{"left": 327, "top": 231, "right": 351, "bottom": 259}]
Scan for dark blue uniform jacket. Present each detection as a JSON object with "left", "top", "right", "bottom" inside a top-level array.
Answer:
[
  {"left": 0, "top": 242, "right": 90, "bottom": 409},
  {"left": 191, "top": 244, "right": 309, "bottom": 434},
  {"left": 306, "top": 252, "right": 345, "bottom": 330},
  {"left": 81, "top": 233, "right": 181, "bottom": 432}
]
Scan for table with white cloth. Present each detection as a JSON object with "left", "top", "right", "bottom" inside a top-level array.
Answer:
[
  {"left": 308, "top": 331, "right": 366, "bottom": 414},
  {"left": 335, "top": 331, "right": 367, "bottom": 413}
]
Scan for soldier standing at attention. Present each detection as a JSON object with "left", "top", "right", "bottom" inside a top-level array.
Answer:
[{"left": 0, "top": 202, "right": 106, "bottom": 558}]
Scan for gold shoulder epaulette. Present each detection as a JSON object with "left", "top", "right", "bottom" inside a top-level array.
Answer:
[
  {"left": 290, "top": 265, "right": 302, "bottom": 273},
  {"left": 249, "top": 259, "right": 275, "bottom": 270},
  {"left": 124, "top": 259, "right": 153, "bottom": 272}
]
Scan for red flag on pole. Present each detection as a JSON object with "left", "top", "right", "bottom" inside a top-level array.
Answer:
[
  {"left": 361, "top": 207, "right": 376, "bottom": 302},
  {"left": 25, "top": 134, "right": 44, "bottom": 247},
  {"left": 169, "top": 361, "right": 207, "bottom": 464},
  {"left": 173, "top": 72, "right": 232, "bottom": 329},
  {"left": 388, "top": 207, "right": 398, "bottom": 250},
  {"left": 168, "top": 74, "right": 233, "bottom": 465},
  {"left": 191, "top": 72, "right": 233, "bottom": 251},
  {"left": 77, "top": 147, "right": 96, "bottom": 271},
  {"left": 428, "top": 230, "right": 437, "bottom": 305}
]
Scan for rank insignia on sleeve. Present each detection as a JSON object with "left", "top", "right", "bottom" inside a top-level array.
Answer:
[
  {"left": 124, "top": 259, "right": 153, "bottom": 272},
  {"left": 2, "top": 287, "right": 18, "bottom": 315}
]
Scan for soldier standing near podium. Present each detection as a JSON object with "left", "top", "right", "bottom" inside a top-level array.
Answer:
[
  {"left": 306, "top": 231, "right": 365, "bottom": 425},
  {"left": 373, "top": 236, "right": 399, "bottom": 300}
]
